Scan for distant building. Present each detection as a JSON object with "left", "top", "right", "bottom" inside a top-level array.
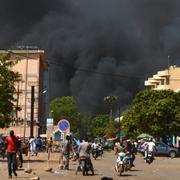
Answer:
[
  {"left": 0, "top": 49, "right": 49, "bottom": 136},
  {"left": 144, "top": 65, "right": 180, "bottom": 92}
]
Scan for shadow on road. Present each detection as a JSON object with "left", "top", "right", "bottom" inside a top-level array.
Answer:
[
  {"left": 130, "top": 169, "right": 143, "bottom": 172},
  {"left": 118, "top": 174, "right": 137, "bottom": 177},
  {"left": 24, "top": 159, "right": 45, "bottom": 163}
]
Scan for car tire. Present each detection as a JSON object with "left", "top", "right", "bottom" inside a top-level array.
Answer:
[{"left": 169, "top": 151, "right": 176, "bottom": 158}]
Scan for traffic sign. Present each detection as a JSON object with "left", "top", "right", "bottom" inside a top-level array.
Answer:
[{"left": 58, "top": 119, "right": 70, "bottom": 132}]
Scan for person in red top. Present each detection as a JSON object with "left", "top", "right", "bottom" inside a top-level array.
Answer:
[{"left": 5, "top": 130, "right": 18, "bottom": 178}]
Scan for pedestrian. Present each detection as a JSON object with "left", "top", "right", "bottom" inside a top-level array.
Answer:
[
  {"left": 5, "top": 130, "right": 18, "bottom": 178},
  {"left": 35, "top": 136, "right": 41, "bottom": 152},
  {"left": 62, "top": 135, "right": 71, "bottom": 170},
  {"left": 47, "top": 137, "right": 53, "bottom": 153},
  {"left": 29, "top": 136, "right": 37, "bottom": 155},
  {"left": 16, "top": 135, "right": 23, "bottom": 168}
]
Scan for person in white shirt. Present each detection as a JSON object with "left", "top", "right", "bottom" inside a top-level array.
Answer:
[
  {"left": 147, "top": 141, "right": 156, "bottom": 152},
  {"left": 91, "top": 141, "right": 99, "bottom": 150},
  {"left": 147, "top": 138, "right": 156, "bottom": 159}
]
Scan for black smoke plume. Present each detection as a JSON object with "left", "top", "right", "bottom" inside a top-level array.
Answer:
[{"left": 0, "top": 0, "right": 180, "bottom": 115}]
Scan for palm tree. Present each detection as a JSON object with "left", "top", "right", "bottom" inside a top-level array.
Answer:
[{"left": 104, "top": 96, "right": 118, "bottom": 122}]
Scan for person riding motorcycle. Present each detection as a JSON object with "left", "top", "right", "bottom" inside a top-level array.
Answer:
[
  {"left": 75, "top": 138, "right": 94, "bottom": 175},
  {"left": 91, "top": 140, "right": 99, "bottom": 159},
  {"left": 146, "top": 138, "right": 156, "bottom": 161}
]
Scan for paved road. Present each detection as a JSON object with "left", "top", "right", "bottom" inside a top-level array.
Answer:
[{"left": 0, "top": 151, "right": 180, "bottom": 180}]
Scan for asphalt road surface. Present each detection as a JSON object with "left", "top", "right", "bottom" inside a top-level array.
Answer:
[{"left": 0, "top": 151, "right": 180, "bottom": 180}]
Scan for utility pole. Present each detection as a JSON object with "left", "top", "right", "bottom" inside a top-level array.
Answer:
[
  {"left": 30, "top": 86, "right": 35, "bottom": 138},
  {"left": 16, "top": 82, "right": 20, "bottom": 119},
  {"left": 23, "top": 47, "right": 29, "bottom": 141},
  {"left": 118, "top": 103, "right": 121, "bottom": 142}
]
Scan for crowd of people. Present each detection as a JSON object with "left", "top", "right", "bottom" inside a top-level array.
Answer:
[{"left": 1, "top": 130, "right": 158, "bottom": 178}]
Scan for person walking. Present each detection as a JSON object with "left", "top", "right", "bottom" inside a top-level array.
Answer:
[
  {"left": 47, "top": 137, "right": 53, "bottom": 153},
  {"left": 16, "top": 135, "right": 23, "bottom": 168},
  {"left": 5, "top": 130, "right": 18, "bottom": 178},
  {"left": 29, "top": 136, "right": 37, "bottom": 155},
  {"left": 62, "top": 135, "right": 71, "bottom": 170}
]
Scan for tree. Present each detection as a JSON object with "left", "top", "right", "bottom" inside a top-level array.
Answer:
[
  {"left": 0, "top": 52, "right": 21, "bottom": 128},
  {"left": 122, "top": 89, "right": 180, "bottom": 139},
  {"left": 104, "top": 95, "right": 118, "bottom": 121},
  {"left": 104, "top": 95, "right": 118, "bottom": 137},
  {"left": 50, "top": 96, "right": 80, "bottom": 133},
  {"left": 89, "top": 114, "right": 109, "bottom": 137}
]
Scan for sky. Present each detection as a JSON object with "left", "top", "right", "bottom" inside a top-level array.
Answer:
[{"left": 0, "top": 0, "right": 180, "bottom": 115}]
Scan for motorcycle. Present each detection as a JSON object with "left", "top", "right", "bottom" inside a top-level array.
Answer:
[
  {"left": 92, "top": 148, "right": 99, "bottom": 160},
  {"left": 123, "top": 152, "right": 134, "bottom": 170},
  {"left": 79, "top": 156, "right": 94, "bottom": 176},
  {"left": 146, "top": 151, "right": 154, "bottom": 164},
  {"left": 98, "top": 145, "right": 103, "bottom": 157},
  {"left": 115, "top": 152, "right": 126, "bottom": 176}
]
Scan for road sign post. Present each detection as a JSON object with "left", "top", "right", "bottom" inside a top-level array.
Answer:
[
  {"left": 57, "top": 119, "right": 70, "bottom": 143},
  {"left": 58, "top": 119, "right": 70, "bottom": 133}
]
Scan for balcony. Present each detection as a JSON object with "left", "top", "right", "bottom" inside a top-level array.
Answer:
[
  {"left": 145, "top": 78, "right": 159, "bottom": 86},
  {"left": 155, "top": 85, "right": 170, "bottom": 90},
  {"left": 153, "top": 75, "right": 165, "bottom": 80},
  {"left": 157, "top": 70, "right": 169, "bottom": 77}
]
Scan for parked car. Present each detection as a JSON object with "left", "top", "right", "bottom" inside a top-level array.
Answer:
[
  {"left": 138, "top": 141, "right": 180, "bottom": 158},
  {"left": 104, "top": 140, "right": 114, "bottom": 150},
  {"left": 0, "top": 135, "right": 6, "bottom": 159},
  {"left": 155, "top": 142, "right": 180, "bottom": 158}
]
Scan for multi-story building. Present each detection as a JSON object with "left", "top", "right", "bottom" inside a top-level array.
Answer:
[
  {"left": 0, "top": 49, "right": 49, "bottom": 136},
  {"left": 144, "top": 65, "right": 180, "bottom": 92},
  {"left": 145, "top": 65, "right": 180, "bottom": 147}
]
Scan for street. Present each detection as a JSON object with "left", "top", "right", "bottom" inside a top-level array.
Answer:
[{"left": 0, "top": 151, "right": 180, "bottom": 180}]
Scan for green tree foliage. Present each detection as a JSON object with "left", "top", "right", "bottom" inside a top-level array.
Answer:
[
  {"left": 89, "top": 114, "right": 109, "bottom": 137},
  {"left": 0, "top": 52, "right": 21, "bottom": 128},
  {"left": 50, "top": 96, "right": 79, "bottom": 133},
  {"left": 76, "top": 113, "right": 92, "bottom": 138},
  {"left": 104, "top": 95, "right": 118, "bottom": 121},
  {"left": 122, "top": 89, "right": 180, "bottom": 139}
]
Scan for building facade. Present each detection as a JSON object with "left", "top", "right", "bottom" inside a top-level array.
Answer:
[
  {"left": 0, "top": 49, "right": 49, "bottom": 137},
  {"left": 144, "top": 65, "right": 180, "bottom": 92},
  {"left": 145, "top": 65, "right": 180, "bottom": 147}
]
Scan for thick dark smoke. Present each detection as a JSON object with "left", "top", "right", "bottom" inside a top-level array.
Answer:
[{"left": 0, "top": 0, "right": 180, "bottom": 115}]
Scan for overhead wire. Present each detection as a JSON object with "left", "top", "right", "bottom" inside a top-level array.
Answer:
[{"left": 6, "top": 50, "right": 180, "bottom": 81}]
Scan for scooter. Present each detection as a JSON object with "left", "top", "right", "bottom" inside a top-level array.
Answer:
[
  {"left": 146, "top": 151, "right": 154, "bottom": 164},
  {"left": 115, "top": 152, "right": 126, "bottom": 176}
]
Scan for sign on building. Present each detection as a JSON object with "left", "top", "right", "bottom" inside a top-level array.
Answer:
[{"left": 47, "top": 118, "right": 54, "bottom": 126}]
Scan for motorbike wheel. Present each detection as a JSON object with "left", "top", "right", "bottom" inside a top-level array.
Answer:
[
  {"left": 118, "top": 164, "right": 123, "bottom": 176},
  {"left": 169, "top": 151, "right": 176, "bottom": 158},
  {"left": 93, "top": 153, "right": 97, "bottom": 160}
]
